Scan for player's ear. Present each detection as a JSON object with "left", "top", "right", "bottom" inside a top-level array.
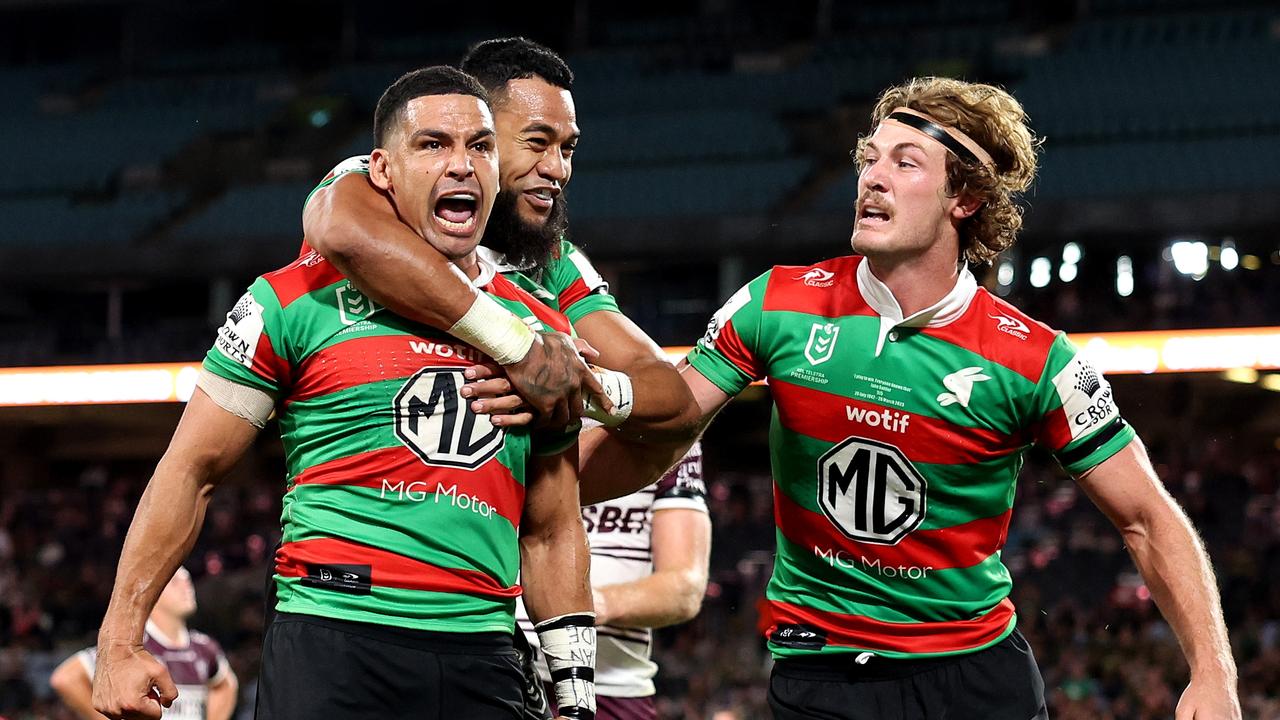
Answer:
[
  {"left": 368, "top": 149, "right": 393, "bottom": 192},
  {"left": 951, "top": 191, "right": 982, "bottom": 220}
]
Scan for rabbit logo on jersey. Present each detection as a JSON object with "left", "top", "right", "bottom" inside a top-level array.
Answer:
[
  {"left": 1052, "top": 354, "right": 1119, "bottom": 439},
  {"left": 214, "top": 291, "right": 264, "bottom": 368}
]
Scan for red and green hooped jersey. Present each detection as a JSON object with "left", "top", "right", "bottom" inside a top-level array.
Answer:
[
  {"left": 203, "top": 252, "right": 577, "bottom": 634},
  {"left": 303, "top": 156, "right": 620, "bottom": 325},
  {"left": 686, "top": 255, "right": 1134, "bottom": 660}
]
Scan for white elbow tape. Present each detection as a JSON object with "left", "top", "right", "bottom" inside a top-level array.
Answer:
[
  {"left": 582, "top": 367, "right": 633, "bottom": 427},
  {"left": 196, "top": 369, "right": 276, "bottom": 428},
  {"left": 447, "top": 292, "right": 537, "bottom": 366},
  {"left": 535, "top": 613, "right": 597, "bottom": 720}
]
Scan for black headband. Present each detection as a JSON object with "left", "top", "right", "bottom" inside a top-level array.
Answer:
[{"left": 886, "top": 111, "right": 983, "bottom": 167}]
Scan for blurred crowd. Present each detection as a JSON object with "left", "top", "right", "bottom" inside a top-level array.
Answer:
[
  {"left": 1, "top": 435, "right": 1278, "bottom": 719},
  {"left": 0, "top": 466, "right": 279, "bottom": 719}
]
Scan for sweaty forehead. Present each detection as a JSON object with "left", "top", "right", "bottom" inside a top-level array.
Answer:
[
  {"left": 866, "top": 122, "right": 946, "bottom": 159},
  {"left": 397, "top": 94, "right": 494, "bottom": 135},
  {"left": 496, "top": 78, "right": 578, "bottom": 134}
]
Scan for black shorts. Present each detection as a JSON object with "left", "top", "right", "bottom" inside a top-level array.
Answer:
[
  {"left": 768, "top": 629, "right": 1048, "bottom": 720},
  {"left": 256, "top": 612, "right": 523, "bottom": 720}
]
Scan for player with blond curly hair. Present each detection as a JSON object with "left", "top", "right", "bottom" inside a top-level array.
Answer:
[{"left": 572, "top": 76, "right": 1241, "bottom": 719}]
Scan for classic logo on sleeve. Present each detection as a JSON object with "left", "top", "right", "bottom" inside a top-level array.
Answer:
[
  {"left": 796, "top": 268, "right": 836, "bottom": 288},
  {"left": 1051, "top": 355, "right": 1119, "bottom": 440},
  {"left": 700, "top": 285, "right": 752, "bottom": 347},
  {"left": 989, "top": 313, "right": 1030, "bottom": 340},
  {"left": 214, "top": 291, "right": 265, "bottom": 368}
]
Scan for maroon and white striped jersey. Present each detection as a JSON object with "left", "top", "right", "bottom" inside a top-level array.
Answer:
[
  {"left": 518, "top": 443, "right": 708, "bottom": 697},
  {"left": 77, "top": 621, "right": 229, "bottom": 720}
]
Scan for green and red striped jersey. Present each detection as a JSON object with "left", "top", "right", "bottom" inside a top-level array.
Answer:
[
  {"left": 203, "top": 252, "right": 577, "bottom": 634},
  {"left": 686, "top": 255, "right": 1134, "bottom": 660},
  {"left": 303, "top": 156, "right": 620, "bottom": 325}
]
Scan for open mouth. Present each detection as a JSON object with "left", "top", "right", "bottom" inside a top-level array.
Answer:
[
  {"left": 522, "top": 187, "right": 557, "bottom": 212},
  {"left": 858, "top": 205, "right": 891, "bottom": 227},
  {"left": 434, "top": 192, "right": 479, "bottom": 235}
]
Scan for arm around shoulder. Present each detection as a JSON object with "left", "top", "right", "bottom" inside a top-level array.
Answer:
[{"left": 302, "top": 170, "right": 476, "bottom": 330}]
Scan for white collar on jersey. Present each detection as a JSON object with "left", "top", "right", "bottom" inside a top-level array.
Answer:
[
  {"left": 856, "top": 259, "right": 978, "bottom": 357},
  {"left": 468, "top": 255, "right": 498, "bottom": 288},
  {"left": 145, "top": 619, "right": 190, "bottom": 650},
  {"left": 476, "top": 246, "right": 534, "bottom": 273}
]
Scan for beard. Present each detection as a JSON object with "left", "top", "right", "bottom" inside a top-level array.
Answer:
[{"left": 483, "top": 189, "right": 569, "bottom": 271}]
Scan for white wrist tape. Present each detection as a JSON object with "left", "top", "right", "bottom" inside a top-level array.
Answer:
[
  {"left": 535, "top": 613, "right": 596, "bottom": 720},
  {"left": 582, "top": 367, "right": 633, "bottom": 427},
  {"left": 447, "top": 292, "right": 536, "bottom": 366},
  {"left": 196, "top": 369, "right": 276, "bottom": 428}
]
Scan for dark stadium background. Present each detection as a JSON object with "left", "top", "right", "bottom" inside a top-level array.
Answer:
[{"left": 1, "top": 1, "right": 1278, "bottom": 718}]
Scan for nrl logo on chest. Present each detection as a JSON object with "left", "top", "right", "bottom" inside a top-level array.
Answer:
[
  {"left": 804, "top": 322, "right": 840, "bottom": 365},
  {"left": 337, "top": 282, "right": 381, "bottom": 327}
]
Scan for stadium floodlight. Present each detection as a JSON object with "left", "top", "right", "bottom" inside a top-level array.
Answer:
[
  {"left": 1170, "top": 240, "right": 1209, "bottom": 278},
  {"left": 1222, "top": 368, "right": 1260, "bottom": 384},
  {"left": 1260, "top": 374, "right": 1280, "bottom": 392},
  {"left": 1029, "top": 257, "right": 1051, "bottom": 288},
  {"left": 1116, "top": 256, "right": 1134, "bottom": 297},
  {"left": 1062, "top": 242, "right": 1082, "bottom": 265},
  {"left": 997, "top": 260, "right": 1014, "bottom": 286},
  {"left": 1220, "top": 241, "right": 1239, "bottom": 271},
  {"left": 1242, "top": 254, "right": 1262, "bottom": 270},
  {"left": 1059, "top": 262, "right": 1078, "bottom": 283}
]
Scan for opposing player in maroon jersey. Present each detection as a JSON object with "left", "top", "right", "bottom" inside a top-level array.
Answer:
[
  {"left": 563, "top": 77, "right": 1241, "bottom": 719},
  {"left": 50, "top": 568, "right": 237, "bottom": 720},
  {"left": 518, "top": 442, "right": 710, "bottom": 720}
]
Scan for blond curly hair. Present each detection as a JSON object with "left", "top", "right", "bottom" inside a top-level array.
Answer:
[{"left": 855, "top": 77, "right": 1040, "bottom": 265}]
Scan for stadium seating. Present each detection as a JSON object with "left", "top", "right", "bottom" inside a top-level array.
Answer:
[
  {"left": 580, "top": 109, "right": 790, "bottom": 166},
  {"left": 171, "top": 181, "right": 315, "bottom": 243},
  {"left": 568, "top": 158, "right": 811, "bottom": 220},
  {"left": 0, "top": 191, "right": 184, "bottom": 246}
]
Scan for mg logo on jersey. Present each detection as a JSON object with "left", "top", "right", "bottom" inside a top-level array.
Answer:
[
  {"left": 394, "top": 366, "right": 504, "bottom": 469},
  {"left": 805, "top": 323, "right": 840, "bottom": 365},
  {"left": 989, "top": 313, "right": 1030, "bottom": 340},
  {"left": 796, "top": 268, "right": 836, "bottom": 288},
  {"left": 337, "top": 283, "right": 381, "bottom": 326},
  {"left": 817, "top": 437, "right": 927, "bottom": 545},
  {"left": 936, "top": 367, "right": 992, "bottom": 409}
]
